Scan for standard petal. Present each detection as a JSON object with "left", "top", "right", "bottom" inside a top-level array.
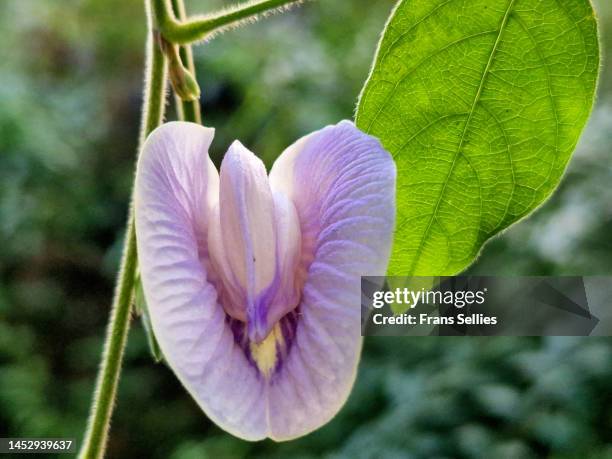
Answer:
[
  {"left": 135, "top": 122, "right": 268, "bottom": 440},
  {"left": 267, "top": 120, "right": 396, "bottom": 440}
]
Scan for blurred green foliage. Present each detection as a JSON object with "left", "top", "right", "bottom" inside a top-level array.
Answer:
[{"left": 0, "top": 1, "right": 611, "bottom": 458}]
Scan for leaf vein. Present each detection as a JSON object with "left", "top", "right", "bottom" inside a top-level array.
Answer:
[
  {"left": 407, "top": 0, "right": 517, "bottom": 275},
  {"left": 366, "top": 29, "right": 498, "bottom": 133}
]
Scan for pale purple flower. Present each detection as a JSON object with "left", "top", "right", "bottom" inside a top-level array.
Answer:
[{"left": 134, "top": 120, "right": 395, "bottom": 440}]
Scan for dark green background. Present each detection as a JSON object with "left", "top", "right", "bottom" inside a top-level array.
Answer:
[{"left": 1, "top": 1, "right": 611, "bottom": 457}]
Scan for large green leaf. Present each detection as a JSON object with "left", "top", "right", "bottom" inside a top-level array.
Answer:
[{"left": 356, "top": 0, "right": 599, "bottom": 276}]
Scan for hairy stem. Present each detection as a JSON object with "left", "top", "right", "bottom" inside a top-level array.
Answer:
[
  {"left": 170, "top": 0, "right": 201, "bottom": 123},
  {"left": 79, "top": 0, "right": 308, "bottom": 455},
  {"left": 153, "top": 0, "right": 304, "bottom": 45},
  {"left": 78, "top": 3, "right": 168, "bottom": 458}
]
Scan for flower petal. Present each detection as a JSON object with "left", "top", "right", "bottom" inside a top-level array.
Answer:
[
  {"left": 209, "top": 141, "right": 302, "bottom": 343},
  {"left": 267, "top": 120, "right": 396, "bottom": 440},
  {"left": 135, "top": 122, "right": 269, "bottom": 440},
  {"left": 218, "top": 141, "right": 277, "bottom": 300},
  {"left": 266, "top": 192, "right": 302, "bottom": 332}
]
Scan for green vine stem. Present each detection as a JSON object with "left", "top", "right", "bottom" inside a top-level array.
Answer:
[
  {"left": 78, "top": 2, "right": 169, "bottom": 457},
  {"left": 153, "top": 0, "right": 305, "bottom": 45}
]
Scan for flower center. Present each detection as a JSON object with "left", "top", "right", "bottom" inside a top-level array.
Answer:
[{"left": 207, "top": 141, "right": 303, "bottom": 348}]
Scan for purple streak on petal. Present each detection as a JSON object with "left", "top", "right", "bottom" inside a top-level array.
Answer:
[
  {"left": 267, "top": 120, "right": 396, "bottom": 440},
  {"left": 135, "top": 122, "right": 270, "bottom": 441}
]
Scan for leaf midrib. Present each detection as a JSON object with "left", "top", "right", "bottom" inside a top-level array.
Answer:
[{"left": 406, "top": 0, "right": 517, "bottom": 276}]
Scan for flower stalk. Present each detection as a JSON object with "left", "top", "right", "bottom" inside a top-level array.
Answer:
[
  {"left": 78, "top": 3, "right": 169, "bottom": 457},
  {"left": 159, "top": 32, "right": 201, "bottom": 102},
  {"left": 170, "top": 0, "right": 201, "bottom": 123}
]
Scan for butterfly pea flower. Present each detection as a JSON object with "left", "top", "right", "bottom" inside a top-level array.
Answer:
[{"left": 134, "top": 120, "right": 396, "bottom": 440}]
